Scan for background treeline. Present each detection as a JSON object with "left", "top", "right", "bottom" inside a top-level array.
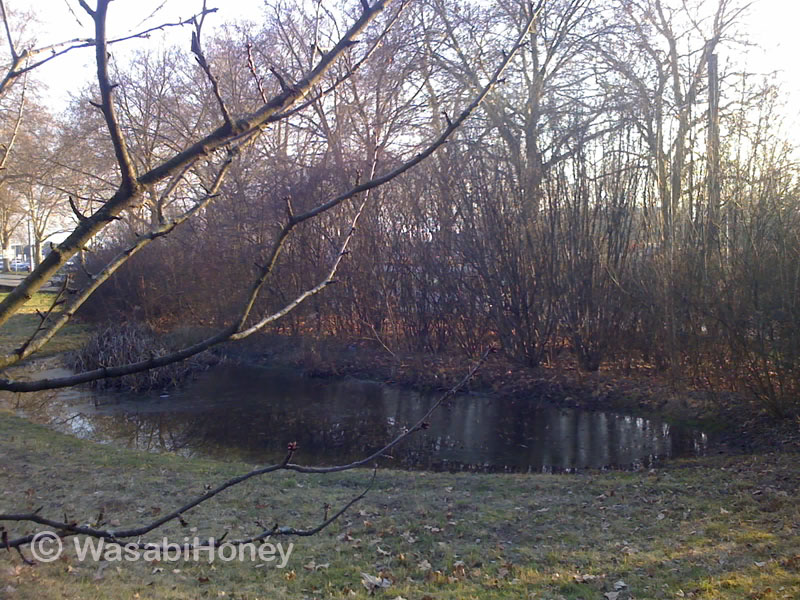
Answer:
[{"left": 3, "top": 0, "right": 798, "bottom": 416}]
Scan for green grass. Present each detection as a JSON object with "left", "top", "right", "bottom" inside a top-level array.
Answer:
[
  {"left": 0, "top": 292, "right": 89, "bottom": 358},
  {"left": 0, "top": 413, "right": 798, "bottom": 599}
]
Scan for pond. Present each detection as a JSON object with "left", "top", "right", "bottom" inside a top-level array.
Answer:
[{"left": 6, "top": 363, "right": 708, "bottom": 472}]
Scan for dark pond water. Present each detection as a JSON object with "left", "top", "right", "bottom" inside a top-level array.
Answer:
[{"left": 7, "top": 364, "right": 708, "bottom": 472}]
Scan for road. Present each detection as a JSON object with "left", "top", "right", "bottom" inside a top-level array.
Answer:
[{"left": 0, "top": 273, "right": 61, "bottom": 293}]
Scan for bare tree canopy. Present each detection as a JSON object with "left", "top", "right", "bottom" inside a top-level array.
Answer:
[{"left": 0, "top": 0, "right": 532, "bottom": 390}]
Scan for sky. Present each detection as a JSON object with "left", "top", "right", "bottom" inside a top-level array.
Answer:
[
  {"left": 739, "top": 0, "right": 800, "bottom": 126},
  {"left": 25, "top": 0, "right": 266, "bottom": 108},
  {"left": 12, "top": 0, "right": 800, "bottom": 124}
]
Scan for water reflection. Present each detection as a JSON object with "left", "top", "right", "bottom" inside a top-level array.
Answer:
[{"left": 5, "top": 364, "right": 708, "bottom": 472}]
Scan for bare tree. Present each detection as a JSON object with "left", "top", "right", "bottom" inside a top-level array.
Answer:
[
  {"left": 0, "top": 0, "right": 518, "bottom": 380},
  {"left": 0, "top": 0, "right": 534, "bottom": 557}
]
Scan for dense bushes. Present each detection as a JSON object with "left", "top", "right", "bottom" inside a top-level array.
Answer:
[
  {"left": 75, "top": 136, "right": 800, "bottom": 418},
  {"left": 69, "top": 321, "right": 220, "bottom": 391}
]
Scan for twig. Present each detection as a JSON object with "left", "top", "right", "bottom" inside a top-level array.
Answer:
[
  {"left": 270, "top": 0, "right": 410, "bottom": 123},
  {"left": 246, "top": 42, "right": 269, "bottom": 104},
  {"left": 14, "top": 275, "right": 71, "bottom": 358},
  {"left": 0, "top": 0, "right": 18, "bottom": 61},
  {"left": 0, "top": 7, "right": 215, "bottom": 97},
  {"left": 90, "top": 0, "right": 138, "bottom": 192},
  {"left": 191, "top": 5, "right": 232, "bottom": 128},
  {"left": 68, "top": 196, "right": 89, "bottom": 222},
  {"left": 284, "top": 345, "right": 494, "bottom": 474},
  {"left": 360, "top": 318, "right": 396, "bottom": 358}
]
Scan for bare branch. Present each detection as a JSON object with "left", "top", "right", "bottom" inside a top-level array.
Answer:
[
  {"left": 246, "top": 42, "right": 269, "bottom": 104},
  {"left": 0, "top": 0, "right": 18, "bottom": 61},
  {"left": 14, "top": 276, "right": 71, "bottom": 359},
  {"left": 191, "top": 11, "right": 233, "bottom": 128},
  {"left": 91, "top": 0, "right": 138, "bottom": 192},
  {"left": 285, "top": 346, "right": 493, "bottom": 474},
  {"left": 271, "top": 0, "right": 410, "bottom": 123},
  {"left": 230, "top": 166, "right": 377, "bottom": 341},
  {"left": 77, "top": 1, "right": 95, "bottom": 17},
  {"left": 3, "top": 145, "right": 238, "bottom": 365},
  {"left": 0, "top": 67, "right": 26, "bottom": 171},
  {"left": 0, "top": 0, "right": 399, "bottom": 332},
  {"left": 68, "top": 196, "right": 88, "bottom": 223},
  {"left": 110, "top": 7, "right": 217, "bottom": 45},
  {"left": 0, "top": 467, "right": 376, "bottom": 550},
  {"left": 0, "top": 2, "right": 537, "bottom": 385},
  {"left": 268, "top": 65, "right": 293, "bottom": 94},
  {"left": 0, "top": 7, "right": 216, "bottom": 97}
]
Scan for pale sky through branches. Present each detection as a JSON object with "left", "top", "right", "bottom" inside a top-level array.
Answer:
[{"left": 14, "top": 0, "right": 800, "bottom": 128}]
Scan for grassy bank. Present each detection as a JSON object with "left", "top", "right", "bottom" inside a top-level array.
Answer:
[
  {"left": 0, "top": 292, "right": 89, "bottom": 359},
  {"left": 1, "top": 414, "right": 798, "bottom": 600}
]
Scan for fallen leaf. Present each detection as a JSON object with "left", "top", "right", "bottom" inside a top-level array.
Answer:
[
  {"left": 452, "top": 561, "right": 466, "bottom": 577},
  {"left": 400, "top": 531, "right": 416, "bottom": 544},
  {"left": 93, "top": 563, "right": 108, "bottom": 581},
  {"left": 361, "top": 572, "right": 391, "bottom": 592}
]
